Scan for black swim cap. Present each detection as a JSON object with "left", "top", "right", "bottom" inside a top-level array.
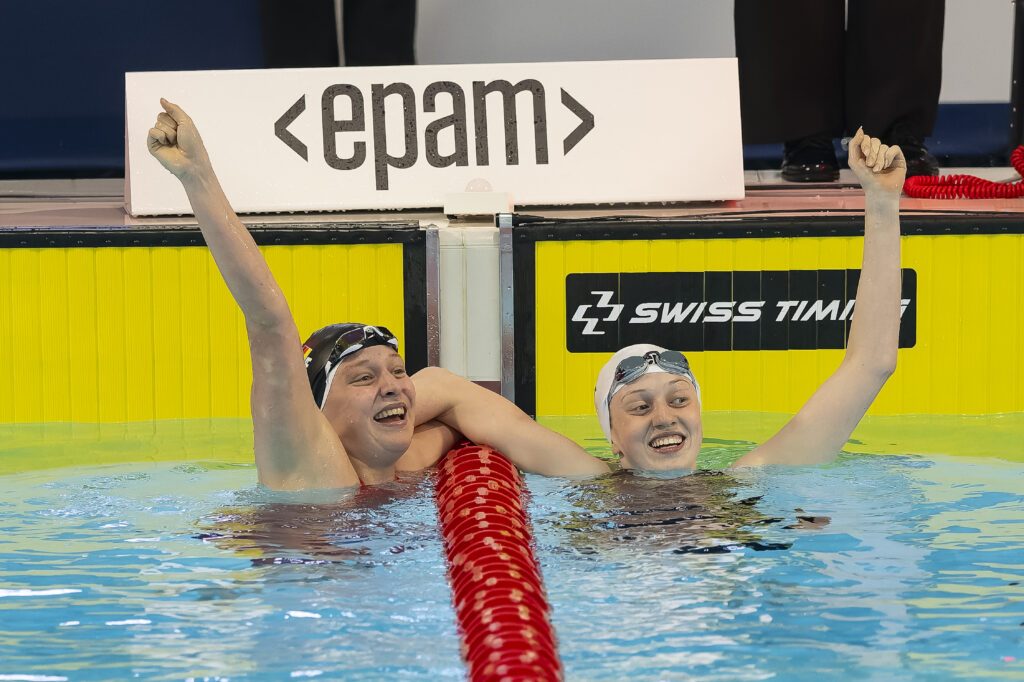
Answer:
[{"left": 302, "top": 323, "right": 400, "bottom": 409}]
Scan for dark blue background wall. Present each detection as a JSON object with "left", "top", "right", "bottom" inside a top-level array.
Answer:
[
  {"left": 0, "top": 2, "right": 1013, "bottom": 177},
  {"left": 0, "top": 1, "right": 265, "bottom": 177}
]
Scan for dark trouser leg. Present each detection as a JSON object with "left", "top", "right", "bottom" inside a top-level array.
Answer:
[
  {"left": 343, "top": 0, "right": 417, "bottom": 66},
  {"left": 261, "top": 0, "right": 339, "bottom": 68},
  {"left": 734, "top": 0, "right": 845, "bottom": 143},
  {"left": 846, "top": 0, "right": 945, "bottom": 139}
]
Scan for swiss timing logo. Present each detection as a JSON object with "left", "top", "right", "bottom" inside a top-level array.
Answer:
[
  {"left": 564, "top": 270, "right": 918, "bottom": 353},
  {"left": 570, "top": 291, "right": 623, "bottom": 335}
]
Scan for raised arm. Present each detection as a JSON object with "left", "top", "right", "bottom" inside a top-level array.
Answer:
[
  {"left": 148, "top": 100, "right": 357, "bottom": 489},
  {"left": 733, "top": 128, "right": 905, "bottom": 467},
  {"left": 412, "top": 367, "right": 610, "bottom": 477}
]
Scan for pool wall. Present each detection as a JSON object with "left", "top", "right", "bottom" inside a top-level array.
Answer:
[
  {"left": 0, "top": 224, "right": 427, "bottom": 423},
  {"left": 2, "top": 213, "right": 1022, "bottom": 426}
]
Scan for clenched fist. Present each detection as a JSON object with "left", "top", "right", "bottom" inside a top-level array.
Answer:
[
  {"left": 147, "top": 99, "right": 212, "bottom": 181},
  {"left": 848, "top": 127, "right": 906, "bottom": 197}
]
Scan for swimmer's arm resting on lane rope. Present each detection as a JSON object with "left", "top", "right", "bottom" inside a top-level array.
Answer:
[
  {"left": 412, "top": 367, "right": 611, "bottom": 477},
  {"left": 147, "top": 100, "right": 359, "bottom": 491},
  {"left": 733, "top": 128, "right": 904, "bottom": 468},
  {"left": 395, "top": 420, "right": 463, "bottom": 472}
]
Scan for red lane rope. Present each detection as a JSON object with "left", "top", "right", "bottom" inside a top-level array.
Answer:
[
  {"left": 435, "top": 444, "right": 562, "bottom": 682},
  {"left": 904, "top": 146, "right": 1024, "bottom": 199}
]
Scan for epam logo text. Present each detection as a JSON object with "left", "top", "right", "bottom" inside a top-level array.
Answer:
[{"left": 274, "top": 80, "right": 595, "bottom": 190}]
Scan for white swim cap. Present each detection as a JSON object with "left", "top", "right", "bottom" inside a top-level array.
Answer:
[{"left": 594, "top": 344, "right": 701, "bottom": 444}]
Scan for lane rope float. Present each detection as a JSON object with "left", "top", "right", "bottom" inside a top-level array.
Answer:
[{"left": 435, "top": 443, "right": 562, "bottom": 681}]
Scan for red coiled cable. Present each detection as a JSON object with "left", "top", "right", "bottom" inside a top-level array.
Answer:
[
  {"left": 435, "top": 444, "right": 562, "bottom": 682},
  {"left": 904, "top": 146, "right": 1024, "bottom": 199}
]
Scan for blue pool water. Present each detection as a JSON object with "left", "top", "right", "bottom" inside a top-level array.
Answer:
[{"left": 0, "top": 417, "right": 1022, "bottom": 680}]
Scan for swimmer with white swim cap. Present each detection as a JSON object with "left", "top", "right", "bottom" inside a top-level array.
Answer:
[
  {"left": 590, "top": 125, "right": 908, "bottom": 471},
  {"left": 147, "top": 100, "right": 607, "bottom": 490},
  {"left": 593, "top": 345, "right": 703, "bottom": 471}
]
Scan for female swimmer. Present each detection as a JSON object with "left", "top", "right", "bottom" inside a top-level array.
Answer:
[
  {"left": 421, "top": 127, "right": 905, "bottom": 475},
  {"left": 592, "top": 127, "right": 906, "bottom": 471}
]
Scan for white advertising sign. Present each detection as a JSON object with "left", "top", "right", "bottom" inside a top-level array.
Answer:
[{"left": 125, "top": 59, "right": 743, "bottom": 216}]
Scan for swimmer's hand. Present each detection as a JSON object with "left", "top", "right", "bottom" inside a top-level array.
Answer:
[
  {"left": 147, "top": 99, "right": 212, "bottom": 181},
  {"left": 848, "top": 127, "right": 906, "bottom": 196}
]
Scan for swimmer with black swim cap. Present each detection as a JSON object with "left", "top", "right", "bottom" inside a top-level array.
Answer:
[
  {"left": 300, "top": 323, "right": 421, "bottom": 475},
  {"left": 303, "top": 323, "right": 401, "bottom": 411},
  {"left": 147, "top": 100, "right": 607, "bottom": 490}
]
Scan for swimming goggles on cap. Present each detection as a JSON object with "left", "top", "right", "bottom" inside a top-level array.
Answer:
[
  {"left": 304, "top": 324, "right": 401, "bottom": 410},
  {"left": 327, "top": 325, "right": 399, "bottom": 365},
  {"left": 607, "top": 350, "right": 698, "bottom": 405}
]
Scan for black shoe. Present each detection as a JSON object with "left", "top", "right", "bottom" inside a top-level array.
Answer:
[
  {"left": 781, "top": 135, "right": 840, "bottom": 182},
  {"left": 887, "top": 135, "right": 939, "bottom": 177}
]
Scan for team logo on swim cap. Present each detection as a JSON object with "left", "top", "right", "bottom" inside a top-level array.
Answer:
[{"left": 302, "top": 344, "right": 313, "bottom": 368}]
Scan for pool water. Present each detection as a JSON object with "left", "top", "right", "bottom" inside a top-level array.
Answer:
[{"left": 0, "top": 415, "right": 1022, "bottom": 680}]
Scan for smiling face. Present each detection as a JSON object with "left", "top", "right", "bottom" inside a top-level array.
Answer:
[
  {"left": 608, "top": 373, "right": 703, "bottom": 471},
  {"left": 321, "top": 345, "right": 416, "bottom": 468}
]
